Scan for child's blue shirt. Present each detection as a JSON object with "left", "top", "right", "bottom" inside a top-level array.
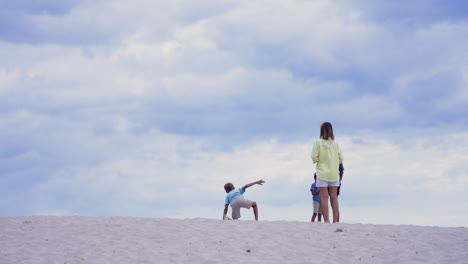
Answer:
[
  {"left": 225, "top": 188, "right": 245, "bottom": 205},
  {"left": 310, "top": 183, "right": 320, "bottom": 202}
]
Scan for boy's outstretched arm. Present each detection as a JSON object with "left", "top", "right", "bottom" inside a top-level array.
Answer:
[{"left": 242, "top": 179, "right": 265, "bottom": 190}]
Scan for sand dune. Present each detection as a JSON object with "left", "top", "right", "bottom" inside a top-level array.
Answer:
[{"left": 0, "top": 216, "right": 467, "bottom": 264}]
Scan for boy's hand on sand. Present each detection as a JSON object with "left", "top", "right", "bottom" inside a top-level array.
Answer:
[{"left": 223, "top": 215, "right": 232, "bottom": 220}]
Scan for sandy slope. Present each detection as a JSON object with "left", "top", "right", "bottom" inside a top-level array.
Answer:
[{"left": 0, "top": 216, "right": 467, "bottom": 264}]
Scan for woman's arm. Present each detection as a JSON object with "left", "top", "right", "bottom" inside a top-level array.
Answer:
[
  {"left": 337, "top": 144, "right": 343, "bottom": 164},
  {"left": 311, "top": 140, "right": 320, "bottom": 163}
]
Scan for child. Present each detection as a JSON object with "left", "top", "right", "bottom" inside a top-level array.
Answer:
[
  {"left": 337, "top": 162, "right": 344, "bottom": 222},
  {"left": 310, "top": 173, "right": 322, "bottom": 222},
  {"left": 330, "top": 163, "right": 345, "bottom": 195},
  {"left": 338, "top": 162, "right": 344, "bottom": 196},
  {"left": 223, "top": 179, "right": 265, "bottom": 221}
]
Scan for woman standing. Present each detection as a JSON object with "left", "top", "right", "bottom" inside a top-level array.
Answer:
[{"left": 311, "top": 122, "right": 343, "bottom": 223}]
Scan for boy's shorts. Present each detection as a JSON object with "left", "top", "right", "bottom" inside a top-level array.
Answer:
[
  {"left": 313, "top": 200, "right": 322, "bottom": 214},
  {"left": 230, "top": 196, "right": 254, "bottom": 220},
  {"left": 316, "top": 177, "right": 340, "bottom": 187}
]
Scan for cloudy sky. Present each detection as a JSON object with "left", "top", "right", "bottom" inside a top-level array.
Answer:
[{"left": 1, "top": 0, "right": 467, "bottom": 227}]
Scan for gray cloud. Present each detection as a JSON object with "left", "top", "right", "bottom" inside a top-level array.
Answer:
[
  {"left": 338, "top": 0, "right": 468, "bottom": 24},
  {"left": 0, "top": 0, "right": 83, "bottom": 43}
]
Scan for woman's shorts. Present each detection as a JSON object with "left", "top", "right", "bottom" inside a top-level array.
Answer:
[
  {"left": 230, "top": 196, "right": 254, "bottom": 220},
  {"left": 313, "top": 200, "right": 322, "bottom": 214},
  {"left": 316, "top": 177, "right": 340, "bottom": 187}
]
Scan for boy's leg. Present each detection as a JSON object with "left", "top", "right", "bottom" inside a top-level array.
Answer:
[
  {"left": 318, "top": 214, "right": 322, "bottom": 222},
  {"left": 252, "top": 202, "right": 258, "bottom": 221},
  {"left": 230, "top": 199, "right": 243, "bottom": 220},
  {"left": 337, "top": 184, "right": 341, "bottom": 222},
  {"left": 234, "top": 197, "right": 258, "bottom": 221},
  {"left": 312, "top": 201, "right": 319, "bottom": 222},
  {"left": 231, "top": 205, "right": 241, "bottom": 220},
  {"left": 329, "top": 186, "right": 339, "bottom": 223}
]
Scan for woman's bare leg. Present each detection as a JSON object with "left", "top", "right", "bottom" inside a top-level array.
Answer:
[
  {"left": 319, "top": 187, "right": 330, "bottom": 223},
  {"left": 329, "top": 186, "right": 339, "bottom": 223}
]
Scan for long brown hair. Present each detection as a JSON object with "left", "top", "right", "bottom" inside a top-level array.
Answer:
[{"left": 320, "top": 122, "right": 334, "bottom": 140}]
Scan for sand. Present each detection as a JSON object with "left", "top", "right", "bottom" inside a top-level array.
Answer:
[{"left": 0, "top": 216, "right": 467, "bottom": 264}]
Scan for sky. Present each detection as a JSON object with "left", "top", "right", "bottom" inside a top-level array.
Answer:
[{"left": 1, "top": 0, "right": 467, "bottom": 227}]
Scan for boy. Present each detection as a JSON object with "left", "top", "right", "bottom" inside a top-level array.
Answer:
[
  {"left": 310, "top": 173, "right": 322, "bottom": 222},
  {"left": 223, "top": 179, "right": 265, "bottom": 221},
  {"left": 337, "top": 162, "right": 344, "bottom": 222},
  {"left": 338, "top": 162, "right": 344, "bottom": 196}
]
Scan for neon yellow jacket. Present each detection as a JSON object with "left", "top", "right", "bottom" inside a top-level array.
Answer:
[{"left": 311, "top": 139, "right": 343, "bottom": 182}]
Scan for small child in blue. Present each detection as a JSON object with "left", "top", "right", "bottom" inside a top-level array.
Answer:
[
  {"left": 223, "top": 179, "right": 265, "bottom": 221},
  {"left": 310, "top": 173, "right": 322, "bottom": 222}
]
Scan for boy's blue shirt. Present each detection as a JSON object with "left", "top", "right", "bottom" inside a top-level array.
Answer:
[
  {"left": 225, "top": 188, "right": 245, "bottom": 205},
  {"left": 310, "top": 183, "right": 320, "bottom": 201}
]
